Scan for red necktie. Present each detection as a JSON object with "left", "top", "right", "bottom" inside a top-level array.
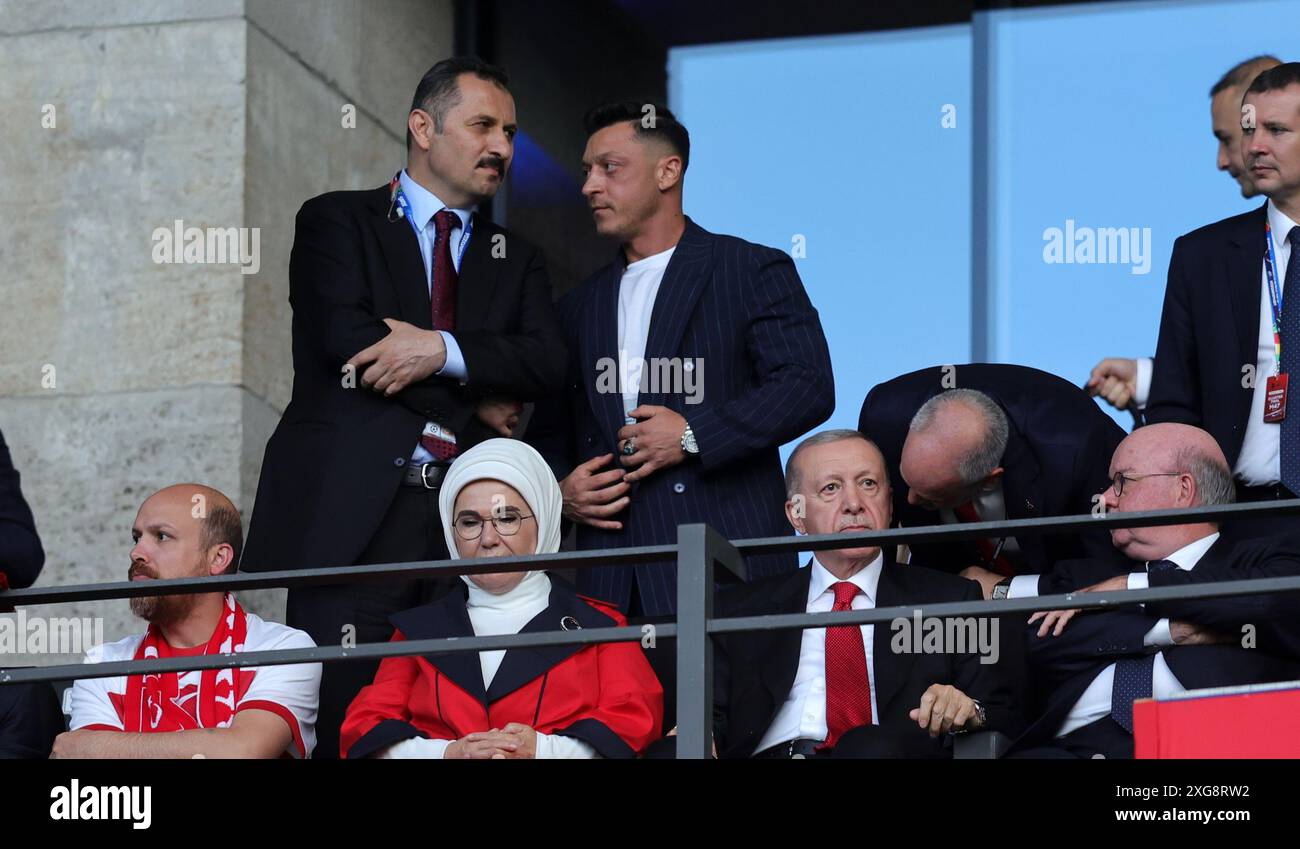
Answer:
[
  {"left": 953, "top": 501, "right": 1015, "bottom": 577},
  {"left": 419, "top": 210, "right": 461, "bottom": 462},
  {"left": 821, "top": 581, "right": 873, "bottom": 751}
]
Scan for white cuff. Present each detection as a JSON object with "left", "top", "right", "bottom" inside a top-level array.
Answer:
[
  {"left": 1127, "top": 572, "right": 1150, "bottom": 590},
  {"left": 436, "top": 331, "right": 469, "bottom": 383},
  {"left": 1134, "top": 357, "right": 1153, "bottom": 410},
  {"left": 381, "top": 737, "right": 452, "bottom": 759},
  {"left": 1144, "top": 618, "right": 1174, "bottom": 647},
  {"left": 535, "top": 732, "right": 600, "bottom": 759},
  {"left": 1007, "top": 575, "right": 1041, "bottom": 598}
]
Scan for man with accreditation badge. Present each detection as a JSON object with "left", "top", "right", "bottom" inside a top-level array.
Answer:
[{"left": 1147, "top": 62, "right": 1300, "bottom": 544}]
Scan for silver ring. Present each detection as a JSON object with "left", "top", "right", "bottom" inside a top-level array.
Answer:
[
  {"left": 560, "top": 616, "right": 581, "bottom": 631},
  {"left": 621, "top": 438, "right": 636, "bottom": 456}
]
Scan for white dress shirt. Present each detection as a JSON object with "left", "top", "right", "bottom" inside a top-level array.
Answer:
[
  {"left": 616, "top": 246, "right": 676, "bottom": 417},
  {"left": 1055, "top": 532, "right": 1219, "bottom": 737},
  {"left": 398, "top": 169, "right": 473, "bottom": 465},
  {"left": 754, "top": 553, "right": 882, "bottom": 754},
  {"left": 1235, "top": 200, "right": 1298, "bottom": 485}
]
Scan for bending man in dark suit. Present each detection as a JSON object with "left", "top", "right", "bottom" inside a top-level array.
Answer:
[
  {"left": 1013, "top": 423, "right": 1300, "bottom": 759},
  {"left": 1148, "top": 63, "right": 1300, "bottom": 541},
  {"left": 858, "top": 364, "right": 1127, "bottom": 598},
  {"left": 702, "top": 430, "right": 1018, "bottom": 758},
  {"left": 242, "top": 58, "right": 566, "bottom": 757},
  {"left": 528, "top": 102, "right": 833, "bottom": 687}
]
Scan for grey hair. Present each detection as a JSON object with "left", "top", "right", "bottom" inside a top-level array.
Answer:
[
  {"left": 908, "top": 389, "right": 1009, "bottom": 486},
  {"left": 1177, "top": 446, "right": 1236, "bottom": 507},
  {"left": 785, "top": 429, "right": 882, "bottom": 497}
]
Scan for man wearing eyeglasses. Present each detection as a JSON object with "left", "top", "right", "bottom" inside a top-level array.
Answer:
[{"left": 1009, "top": 423, "right": 1300, "bottom": 759}]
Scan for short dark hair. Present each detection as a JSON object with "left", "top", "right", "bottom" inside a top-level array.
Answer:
[
  {"left": 1210, "top": 55, "right": 1282, "bottom": 97},
  {"left": 201, "top": 504, "right": 244, "bottom": 575},
  {"left": 1245, "top": 61, "right": 1300, "bottom": 97},
  {"left": 407, "top": 56, "right": 510, "bottom": 148},
  {"left": 583, "top": 100, "right": 690, "bottom": 173}
]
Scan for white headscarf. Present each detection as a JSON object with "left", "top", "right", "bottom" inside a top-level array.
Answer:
[
  {"left": 438, "top": 439, "right": 562, "bottom": 688},
  {"left": 438, "top": 438, "right": 563, "bottom": 569}
]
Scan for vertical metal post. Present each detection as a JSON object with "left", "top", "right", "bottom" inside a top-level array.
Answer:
[
  {"left": 675, "top": 524, "right": 711, "bottom": 759},
  {"left": 675, "top": 523, "right": 745, "bottom": 760}
]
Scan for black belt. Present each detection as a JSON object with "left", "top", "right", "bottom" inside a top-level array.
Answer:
[
  {"left": 402, "top": 461, "right": 450, "bottom": 489},
  {"left": 1235, "top": 482, "right": 1295, "bottom": 502},
  {"left": 752, "top": 738, "right": 824, "bottom": 759}
]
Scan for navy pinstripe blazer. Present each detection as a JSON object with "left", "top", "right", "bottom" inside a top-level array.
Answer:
[{"left": 529, "top": 218, "right": 834, "bottom": 616}]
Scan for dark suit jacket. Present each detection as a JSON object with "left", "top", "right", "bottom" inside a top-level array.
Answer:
[
  {"left": 0, "top": 427, "right": 44, "bottom": 590},
  {"left": 858, "top": 363, "right": 1128, "bottom": 580},
  {"left": 712, "top": 560, "right": 1022, "bottom": 759},
  {"left": 528, "top": 219, "right": 834, "bottom": 615},
  {"left": 1147, "top": 205, "right": 1268, "bottom": 467},
  {"left": 1017, "top": 534, "right": 1300, "bottom": 749},
  {"left": 241, "top": 185, "right": 566, "bottom": 573}
]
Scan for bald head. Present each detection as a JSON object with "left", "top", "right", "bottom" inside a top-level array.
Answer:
[
  {"left": 1118, "top": 421, "right": 1227, "bottom": 499},
  {"left": 1104, "top": 424, "right": 1233, "bottom": 560},
  {"left": 128, "top": 484, "right": 242, "bottom": 626},
  {"left": 901, "top": 390, "right": 1009, "bottom": 510},
  {"left": 134, "top": 484, "right": 242, "bottom": 574}
]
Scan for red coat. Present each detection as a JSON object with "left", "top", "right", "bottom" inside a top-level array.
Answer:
[{"left": 341, "top": 580, "right": 663, "bottom": 758}]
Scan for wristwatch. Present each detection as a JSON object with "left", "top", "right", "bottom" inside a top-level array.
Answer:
[
  {"left": 953, "top": 699, "right": 987, "bottom": 734},
  {"left": 680, "top": 423, "right": 699, "bottom": 455},
  {"left": 991, "top": 578, "right": 1012, "bottom": 600}
]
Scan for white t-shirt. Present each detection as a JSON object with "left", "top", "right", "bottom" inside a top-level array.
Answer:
[
  {"left": 617, "top": 246, "right": 676, "bottom": 416},
  {"left": 66, "top": 610, "right": 321, "bottom": 758}
]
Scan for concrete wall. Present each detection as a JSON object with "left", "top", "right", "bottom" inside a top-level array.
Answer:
[{"left": 0, "top": 0, "right": 452, "bottom": 667}]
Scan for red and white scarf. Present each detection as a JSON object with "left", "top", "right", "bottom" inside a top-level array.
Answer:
[{"left": 123, "top": 593, "right": 249, "bottom": 733}]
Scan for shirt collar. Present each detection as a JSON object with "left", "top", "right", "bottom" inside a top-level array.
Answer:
[
  {"left": 1158, "top": 531, "right": 1220, "bottom": 572},
  {"left": 1267, "top": 199, "right": 1299, "bottom": 252},
  {"left": 808, "top": 551, "right": 883, "bottom": 606},
  {"left": 399, "top": 169, "right": 473, "bottom": 233}
]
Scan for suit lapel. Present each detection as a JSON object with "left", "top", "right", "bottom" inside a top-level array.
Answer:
[
  {"left": 638, "top": 219, "right": 715, "bottom": 408},
  {"left": 579, "top": 258, "right": 629, "bottom": 451},
  {"left": 1228, "top": 205, "right": 1268, "bottom": 424},
  {"left": 484, "top": 579, "right": 616, "bottom": 703},
  {"left": 455, "top": 212, "right": 500, "bottom": 333},
  {"left": 388, "top": 587, "right": 486, "bottom": 704},
  {"left": 368, "top": 186, "right": 433, "bottom": 329},
  {"left": 759, "top": 567, "right": 813, "bottom": 706},
  {"left": 998, "top": 427, "right": 1044, "bottom": 565},
  {"left": 871, "top": 564, "right": 909, "bottom": 712}
]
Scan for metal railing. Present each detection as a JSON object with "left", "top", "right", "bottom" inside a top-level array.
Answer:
[{"left": 4, "top": 498, "right": 1300, "bottom": 759}]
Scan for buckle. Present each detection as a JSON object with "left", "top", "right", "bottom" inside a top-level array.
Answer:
[{"left": 420, "top": 463, "right": 443, "bottom": 489}]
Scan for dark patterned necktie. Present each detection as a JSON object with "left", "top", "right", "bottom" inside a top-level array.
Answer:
[
  {"left": 1111, "top": 559, "right": 1177, "bottom": 732},
  {"left": 419, "top": 210, "right": 461, "bottom": 462},
  {"left": 1279, "top": 226, "right": 1300, "bottom": 495},
  {"left": 430, "top": 209, "right": 459, "bottom": 332}
]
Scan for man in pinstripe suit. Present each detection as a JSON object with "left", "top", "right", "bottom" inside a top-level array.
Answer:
[{"left": 529, "top": 101, "right": 834, "bottom": 638}]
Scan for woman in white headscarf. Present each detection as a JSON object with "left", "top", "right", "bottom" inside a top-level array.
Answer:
[{"left": 340, "top": 439, "right": 663, "bottom": 759}]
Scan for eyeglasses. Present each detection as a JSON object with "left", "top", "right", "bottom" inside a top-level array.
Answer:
[
  {"left": 1110, "top": 471, "right": 1182, "bottom": 497},
  {"left": 453, "top": 511, "right": 535, "bottom": 540}
]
